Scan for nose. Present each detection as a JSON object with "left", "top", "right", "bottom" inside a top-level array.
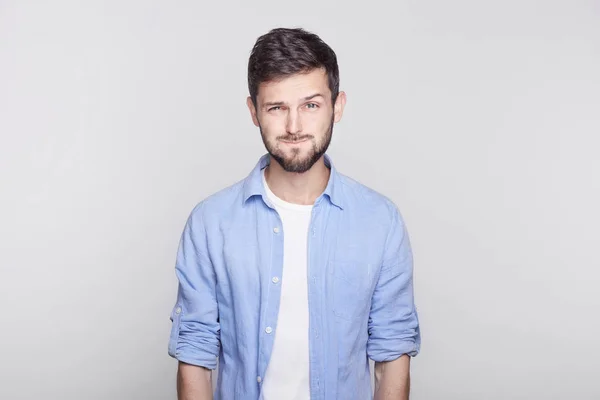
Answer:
[{"left": 285, "top": 109, "right": 302, "bottom": 135}]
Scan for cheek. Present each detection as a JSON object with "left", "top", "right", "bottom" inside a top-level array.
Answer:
[
  {"left": 259, "top": 116, "right": 284, "bottom": 136},
  {"left": 309, "top": 115, "right": 332, "bottom": 134}
]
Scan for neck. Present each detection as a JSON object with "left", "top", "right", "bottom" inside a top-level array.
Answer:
[{"left": 264, "top": 156, "right": 330, "bottom": 205}]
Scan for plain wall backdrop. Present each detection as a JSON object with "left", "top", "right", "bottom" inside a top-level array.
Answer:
[{"left": 1, "top": 1, "right": 599, "bottom": 399}]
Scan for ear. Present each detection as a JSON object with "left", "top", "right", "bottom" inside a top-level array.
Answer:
[
  {"left": 333, "top": 91, "right": 347, "bottom": 123},
  {"left": 247, "top": 96, "right": 260, "bottom": 127}
]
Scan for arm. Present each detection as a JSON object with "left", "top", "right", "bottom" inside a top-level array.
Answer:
[
  {"left": 374, "top": 355, "right": 410, "bottom": 400},
  {"left": 177, "top": 362, "right": 212, "bottom": 400},
  {"left": 368, "top": 205, "right": 420, "bottom": 398},
  {"left": 168, "top": 203, "right": 220, "bottom": 399}
]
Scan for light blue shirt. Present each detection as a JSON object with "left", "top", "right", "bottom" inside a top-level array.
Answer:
[{"left": 168, "top": 154, "right": 421, "bottom": 400}]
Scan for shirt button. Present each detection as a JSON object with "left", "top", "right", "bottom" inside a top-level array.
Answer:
[
  {"left": 273, "top": 227, "right": 280, "bottom": 233},
  {"left": 272, "top": 276, "right": 279, "bottom": 284},
  {"left": 265, "top": 326, "right": 273, "bottom": 334},
  {"left": 257, "top": 376, "right": 262, "bottom": 383},
  {"left": 175, "top": 307, "right": 181, "bottom": 314}
]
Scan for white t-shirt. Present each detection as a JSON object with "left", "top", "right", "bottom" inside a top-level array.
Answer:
[{"left": 261, "top": 169, "right": 312, "bottom": 400}]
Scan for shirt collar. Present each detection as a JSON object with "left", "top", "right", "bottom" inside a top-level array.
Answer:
[{"left": 242, "top": 153, "right": 344, "bottom": 210}]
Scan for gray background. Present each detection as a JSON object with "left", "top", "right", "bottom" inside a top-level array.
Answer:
[{"left": 1, "top": 1, "right": 599, "bottom": 399}]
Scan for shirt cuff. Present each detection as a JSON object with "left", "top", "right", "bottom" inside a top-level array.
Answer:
[{"left": 368, "top": 338, "right": 420, "bottom": 362}]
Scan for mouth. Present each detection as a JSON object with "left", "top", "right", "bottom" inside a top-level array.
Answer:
[{"left": 279, "top": 137, "right": 311, "bottom": 144}]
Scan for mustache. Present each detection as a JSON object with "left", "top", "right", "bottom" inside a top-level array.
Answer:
[{"left": 277, "top": 134, "right": 313, "bottom": 141}]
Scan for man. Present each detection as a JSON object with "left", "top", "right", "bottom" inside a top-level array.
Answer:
[{"left": 168, "top": 27, "right": 421, "bottom": 400}]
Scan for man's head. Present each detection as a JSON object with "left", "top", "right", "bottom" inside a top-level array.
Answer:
[{"left": 247, "top": 28, "right": 346, "bottom": 173}]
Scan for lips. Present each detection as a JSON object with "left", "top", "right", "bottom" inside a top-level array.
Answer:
[
  {"left": 281, "top": 139, "right": 308, "bottom": 144},
  {"left": 279, "top": 136, "right": 311, "bottom": 144}
]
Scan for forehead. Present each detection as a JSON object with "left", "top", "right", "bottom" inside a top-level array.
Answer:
[{"left": 257, "top": 68, "right": 330, "bottom": 103}]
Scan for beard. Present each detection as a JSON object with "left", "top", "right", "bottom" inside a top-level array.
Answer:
[{"left": 259, "top": 114, "right": 334, "bottom": 173}]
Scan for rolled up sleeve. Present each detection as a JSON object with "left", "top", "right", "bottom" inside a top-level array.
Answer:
[
  {"left": 168, "top": 202, "right": 220, "bottom": 369},
  {"left": 367, "top": 206, "right": 421, "bottom": 362}
]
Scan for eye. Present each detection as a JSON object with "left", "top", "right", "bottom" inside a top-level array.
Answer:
[
  {"left": 305, "top": 103, "right": 319, "bottom": 109},
  {"left": 268, "top": 106, "right": 281, "bottom": 112}
]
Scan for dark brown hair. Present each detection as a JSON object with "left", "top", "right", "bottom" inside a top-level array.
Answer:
[{"left": 248, "top": 27, "right": 340, "bottom": 105}]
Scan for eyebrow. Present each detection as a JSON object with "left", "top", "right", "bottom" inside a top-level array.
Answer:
[
  {"left": 303, "top": 93, "right": 325, "bottom": 101},
  {"left": 262, "top": 93, "right": 325, "bottom": 108},
  {"left": 263, "top": 101, "right": 285, "bottom": 108}
]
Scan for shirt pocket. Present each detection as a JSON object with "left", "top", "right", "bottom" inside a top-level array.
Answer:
[
  {"left": 220, "top": 242, "right": 261, "bottom": 289},
  {"left": 331, "top": 260, "right": 374, "bottom": 321}
]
